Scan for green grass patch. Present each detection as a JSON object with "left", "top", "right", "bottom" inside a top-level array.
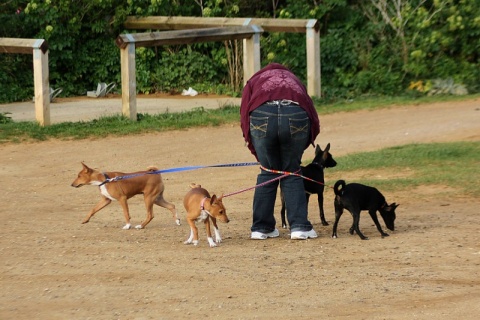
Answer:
[
  {"left": 1, "top": 94, "right": 478, "bottom": 144},
  {"left": 326, "top": 142, "right": 480, "bottom": 197},
  {"left": 314, "top": 93, "right": 480, "bottom": 114},
  {"left": 0, "top": 105, "right": 241, "bottom": 143}
]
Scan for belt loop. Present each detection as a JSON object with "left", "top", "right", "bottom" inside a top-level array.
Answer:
[{"left": 265, "top": 99, "right": 299, "bottom": 106}]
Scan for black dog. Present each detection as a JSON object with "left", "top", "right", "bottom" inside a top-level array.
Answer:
[
  {"left": 280, "top": 143, "right": 337, "bottom": 228},
  {"left": 332, "top": 180, "right": 398, "bottom": 240}
]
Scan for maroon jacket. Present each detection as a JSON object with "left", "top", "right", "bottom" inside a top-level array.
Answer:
[{"left": 240, "top": 63, "right": 320, "bottom": 158}]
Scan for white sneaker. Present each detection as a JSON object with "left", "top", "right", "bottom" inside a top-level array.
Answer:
[
  {"left": 251, "top": 229, "right": 280, "bottom": 240},
  {"left": 291, "top": 229, "right": 318, "bottom": 240}
]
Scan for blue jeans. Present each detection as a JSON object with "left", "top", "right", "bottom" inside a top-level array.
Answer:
[{"left": 249, "top": 102, "right": 313, "bottom": 233}]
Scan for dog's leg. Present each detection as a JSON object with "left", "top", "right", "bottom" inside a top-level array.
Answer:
[
  {"left": 82, "top": 197, "right": 112, "bottom": 224},
  {"left": 280, "top": 190, "right": 287, "bottom": 229},
  {"left": 210, "top": 217, "right": 222, "bottom": 244},
  {"left": 331, "top": 199, "right": 343, "bottom": 238},
  {"left": 369, "top": 210, "right": 389, "bottom": 238},
  {"left": 317, "top": 193, "right": 329, "bottom": 226},
  {"left": 184, "top": 218, "right": 199, "bottom": 246},
  {"left": 117, "top": 197, "right": 133, "bottom": 230},
  {"left": 136, "top": 194, "right": 155, "bottom": 229},
  {"left": 350, "top": 210, "right": 368, "bottom": 240},
  {"left": 204, "top": 217, "right": 217, "bottom": 247},
  {"left": 155, "top": 194, "right": 180, "bottom": 225}
]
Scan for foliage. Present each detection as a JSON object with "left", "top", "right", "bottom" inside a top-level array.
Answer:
[
  {"left": 0, "top": 112, "right": 13, "bottom": 124},
  {"left": 0, "top": 0, "right": 479, "bottom": 103}
]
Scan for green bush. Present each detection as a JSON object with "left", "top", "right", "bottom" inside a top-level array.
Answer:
[{"left": 0, "top": 0, "right": 478, "bottom": 103}]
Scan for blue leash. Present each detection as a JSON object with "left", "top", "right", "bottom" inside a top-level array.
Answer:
[{"left": 99, "top": 162, "right": 259, "bottom": 185}]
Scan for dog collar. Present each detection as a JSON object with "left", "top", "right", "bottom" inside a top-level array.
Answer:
[
  {"left": 98, "top": 173, "right": 111, "bottom": 186},
  {"left": 312, "top": 161, "right": 324, "bottom": 169},
  {"left": 200, "top": 197, "right": 213, "bottom": 217},
  {"left": 200, "top": 197, "right": 208, "bottom": 210}
]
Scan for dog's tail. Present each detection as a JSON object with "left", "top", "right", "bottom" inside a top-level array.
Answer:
[
  {"left": 334, "top": 180, "right": 346, "bottom": 196},
  {"left": 189, "top": 182, "right": 202, "bottom": 189}
]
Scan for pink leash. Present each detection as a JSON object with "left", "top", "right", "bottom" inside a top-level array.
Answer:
[{"left": 223, "top": 165, "right": 333, "bottom": 198}]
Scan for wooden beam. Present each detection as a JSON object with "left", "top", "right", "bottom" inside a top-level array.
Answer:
[
  {"left": 115, "top": 26, "right": 263, "bottom": 49},
  {"left": 124, "top": 16, "right": 319, "bottom": 33},
  {"left": 0, "top": 38, "right": 48, "bottom": 54}
]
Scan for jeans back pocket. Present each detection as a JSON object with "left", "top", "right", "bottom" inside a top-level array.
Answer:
[
  {"left": 250, "top": 116, "right": 269, "bottom": 139},
  {"left": 289, "top": 117, "right": 309, "bottom": 141}
]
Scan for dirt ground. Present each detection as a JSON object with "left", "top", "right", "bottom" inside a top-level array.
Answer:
[{"left": 1, "top": 97, "right": 479, "bottom": 319}]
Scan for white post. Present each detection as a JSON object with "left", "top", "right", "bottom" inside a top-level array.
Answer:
[
  {"left": 33, "top": 47, "right": 50, "bottom": 126},
  {"left": 242, "top": 20, "right": 261, "bottom": 85},
  {"left": 121, "top": 42, "right": 137, "bottom": 120},
  {"left": 306, "top": 20, "right": 321, "bottom": 97}
]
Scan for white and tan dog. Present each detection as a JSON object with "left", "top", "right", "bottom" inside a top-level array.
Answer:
[
  {"left": 71, "top": 162, "right": 179, "bottom": 229},
  {"left": 183, "top": 183, "right": 229, "bottom": 247}
]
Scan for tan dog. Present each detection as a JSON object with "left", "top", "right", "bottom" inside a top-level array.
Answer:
[
  {"left": 183, "top": 183, "right": 229, "bottom": 247},
  {"left": 71, "top": 162, "right": 179, "bottom": 229}
]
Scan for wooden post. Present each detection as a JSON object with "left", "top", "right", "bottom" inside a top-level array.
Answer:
[
  {"left": 121, "top": 42, "right": 137, "bottom": 120},
  {"left": 306, "top": 20, "right": 321, "bottom": 97},
  {"left": 242, "top": 22, "right": 261, "bottom": 84},
  {"left": 0, "top": 38, "right": 51, "bottom": 126},
  {"left": 33, "top": 47, "right": 50, "bottom": 126}
]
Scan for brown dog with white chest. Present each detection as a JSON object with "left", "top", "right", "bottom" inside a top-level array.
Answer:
[
  {"left": 183, "top": 183, "right": 229, "bottom": 247},
  {"left": 71, "top": 162, "right": 179, "bottom": 229}
]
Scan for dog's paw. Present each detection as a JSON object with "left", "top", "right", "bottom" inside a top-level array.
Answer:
[
  {"left": 381, "top": 233, "right": 389, "bottom": 238},
  {"left": 184, "top": 239, "right": 199, "bottom": 246},
  {"left": 122, "top": 223, "right": 132, "bottom": 230},
  {"left": 135, "top": 224, "right": 144, "bottom": 229},
  {"left": 207, "top": 238, "right": 217, "bottom": 247}
]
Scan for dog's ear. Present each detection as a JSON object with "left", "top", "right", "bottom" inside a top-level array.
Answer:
[
  {"left": 218, "top": 193, "right": 224, "bottom": 201},
  {"left": 386, "top": 203, "right": 399, "bottom": 211},
  {"left": 81, "top": 162, "right": 89, "bottom": 170},
  {"left": 324, "top": 143, "right": 330, "bottom": 152},
  {"left": 315, "top": 144, "right": 322, "bottom": 155},
  {"left": 210, "top": 195, "right": 217, "bottom": 204}
]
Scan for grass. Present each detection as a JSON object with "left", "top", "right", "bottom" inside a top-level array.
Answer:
[
  {"left": 325, "top": 141, "right": 480, "bottom": 197},
  {"left": 314, "top": 92, "right": 480, "bottom": 114},
  {"left": 0, "top": 106, "right": 241, "bottom": 143},
  {"left": 1, "top": 94, "right": 478, "bottom": 143}
]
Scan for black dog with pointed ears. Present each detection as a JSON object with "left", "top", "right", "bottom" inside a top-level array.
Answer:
[
  {"left": 332, "top": 179, "right": 399, "bottom": 240},
  {"left": 280, "top": 143, "right": 337, "bottom": 228}
]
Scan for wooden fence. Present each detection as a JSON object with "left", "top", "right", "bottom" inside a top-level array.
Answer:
[
  {"left": 115, "top": 26, "right": 263, "bottom": 120},
  {"left": 0, "top": 37, "right": 50, "bottom": 126},
  {"left": 124, "top": 16, "right": 321, "bottom": 97}
]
